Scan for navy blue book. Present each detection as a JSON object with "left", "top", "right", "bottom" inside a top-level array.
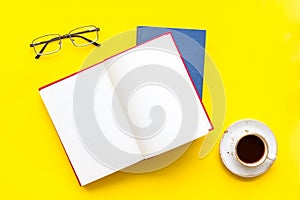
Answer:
[{"left": 137, "top": 26, "right": 206, "bottom": 98}]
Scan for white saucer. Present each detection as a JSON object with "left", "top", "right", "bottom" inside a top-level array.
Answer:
[{"left": 220, "top": 119, "right": 277, "bottom": 178}]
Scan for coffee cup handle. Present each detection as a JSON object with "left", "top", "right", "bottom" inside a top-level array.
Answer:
[{"left": 267, "top": 153, "right": 276, "bottom": 161}]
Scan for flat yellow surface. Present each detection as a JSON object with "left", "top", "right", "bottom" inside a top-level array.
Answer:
[{"left": 1, "top": 0, "right": 300, "bottom": 199}]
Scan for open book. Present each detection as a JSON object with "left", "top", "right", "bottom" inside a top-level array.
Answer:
[{"left": 39, "top": 33, "right": 213, "bottom": 186}]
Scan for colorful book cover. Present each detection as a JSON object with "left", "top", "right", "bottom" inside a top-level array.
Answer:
[{"left": 137, "top": 26, "right": 206, "bottom": 98}]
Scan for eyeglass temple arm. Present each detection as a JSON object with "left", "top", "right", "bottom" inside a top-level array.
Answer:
[
  {"left": 72, "top": 27, "right": 100, "bottom": 35},
  {"left": 35, "top": 42, "right": 49, "bottom": 59},
  {"left": 69, "top": 34, "right": 101, "bottom": 47}
]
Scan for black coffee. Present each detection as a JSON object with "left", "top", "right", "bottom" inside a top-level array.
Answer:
[{"left": 236, "top": 135, "right": 265, "bottom": 164}]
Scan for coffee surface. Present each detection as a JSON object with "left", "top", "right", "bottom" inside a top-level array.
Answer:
[{"left": 236, "top": 135, "right": 265, "bottom": 164}]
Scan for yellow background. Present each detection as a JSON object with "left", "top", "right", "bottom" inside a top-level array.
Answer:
[{"left": 1, "top": 0, "right": 300, "bottom": 199}]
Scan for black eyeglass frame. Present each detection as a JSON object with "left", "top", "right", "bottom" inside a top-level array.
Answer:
[{"left": 30, "top": 25, "right": 101, "bottom": 59}]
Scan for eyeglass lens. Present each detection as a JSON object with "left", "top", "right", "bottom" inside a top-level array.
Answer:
[
  {"left": 32, "top": 34, "right": 61, "bottom": 56},
  {"left": 69, "top": 26, "right": 99, "bottom": 47}
]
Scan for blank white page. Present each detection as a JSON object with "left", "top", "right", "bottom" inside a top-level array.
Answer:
[
  {"left": 39, "top": 62, "right": 143, "bottom": 186},
  {"left": 106, "top": 33, "right": 212, "bottom": 158}
]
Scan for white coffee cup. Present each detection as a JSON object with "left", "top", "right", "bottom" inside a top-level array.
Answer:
[{"left": 235, "top": 134, "right": 269, "bottom": 167}]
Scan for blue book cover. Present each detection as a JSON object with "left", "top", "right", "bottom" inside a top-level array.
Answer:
[{"left": 137, "top": 26, "right": 206, "bottom": 98}]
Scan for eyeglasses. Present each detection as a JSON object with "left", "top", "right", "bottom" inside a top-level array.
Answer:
[{"left": 30, "top": 25, "right": 101, "bottom": 59}]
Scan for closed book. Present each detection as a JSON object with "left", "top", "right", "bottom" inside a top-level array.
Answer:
[{"left": 137, "top": 26, "right": 206, "bottom": 98}]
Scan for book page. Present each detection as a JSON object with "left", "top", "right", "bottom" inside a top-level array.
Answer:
[
  {"left": 39, "top": 62, "right": 143, "bottom": 186},
  {"left": 105, "top": 34, "right": 212, "bottom": 158}
]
